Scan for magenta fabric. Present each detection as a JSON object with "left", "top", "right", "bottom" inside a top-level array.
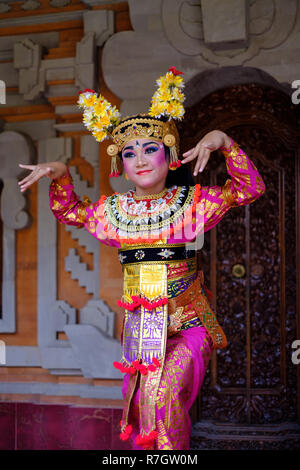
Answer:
[{"left": 121, "top": 325, "right": 213, "bottom": 450}]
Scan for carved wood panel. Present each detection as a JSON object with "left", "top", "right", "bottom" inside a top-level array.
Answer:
[{"left": 178, "top": 83, "right": 300, "bottom": 447}]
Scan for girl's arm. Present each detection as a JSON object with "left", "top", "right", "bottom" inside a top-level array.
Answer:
[
  {"left": 49, "top": 166, "right": 119, "bottom": 247},
  {"left": 196, "top": 138, "right": 266, "bottom": 232}
]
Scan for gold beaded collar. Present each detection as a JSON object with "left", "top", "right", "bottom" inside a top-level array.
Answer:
[{"left": 133, "top": 187, "right": 170, "bottom": 200}]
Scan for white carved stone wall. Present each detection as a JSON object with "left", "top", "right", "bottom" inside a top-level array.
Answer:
[{"left": 102, "top": 0, "right": 298, "bottom": 115}]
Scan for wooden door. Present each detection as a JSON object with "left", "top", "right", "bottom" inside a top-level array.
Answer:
[{"left": 178, "top": 83, "right": 300, "bottom": 449}]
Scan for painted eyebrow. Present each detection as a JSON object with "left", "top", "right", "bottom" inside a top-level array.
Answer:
[{"left": 122, "top": 141, "right": 159, "bottom": 152}]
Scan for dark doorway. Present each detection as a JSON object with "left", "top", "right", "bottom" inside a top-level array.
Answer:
[{"left": 179, "top": 82, "right": 300, "bottom": 449}]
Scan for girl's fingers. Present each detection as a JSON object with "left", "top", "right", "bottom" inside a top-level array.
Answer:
[
  {"left": 184, "top": 143, "right": 202, "bottom": 163},
  {"left": 182, "top": 148, "right": 194, "bottom": 157},
  {"left": 193, "top": 147, "right": 210, "bottom": 175},
  {"left": 20, "top": 176, "right": 38, "bottom": 191},
  {"left": 198, "top": 148, "right": 211, "bottom": 173},
  {"left": 18, "top": 169, "right": 39, "bottom": 185},
  {"left": 18, "top": 165, "right": 38, "bottom": 185},
  {"left": 18, "top": 173, "right": 34, "bottom": 185},
  {"left": 193, "top": 146, "right": 205, "bottom": 176},
  {"left": 181, "top": 149, "right": 195, "bottom": 163},
  {"left": 19, "top": 168, "right": 46, "bottom": 191}
]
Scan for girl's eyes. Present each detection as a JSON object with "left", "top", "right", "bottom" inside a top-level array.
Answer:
[
  {"left": 145, "top": 146, "right": 158, "bottom": 154},
  {"left": 122, "top": 145, "right": 158, "bottom": 158},
  {"left": 123, "top": 151, "right": 135, "bottom": 159}
]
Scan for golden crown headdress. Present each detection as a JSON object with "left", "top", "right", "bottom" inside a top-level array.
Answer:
[{"left": 77, "top": 67, "right": 185, "bottom": 177}]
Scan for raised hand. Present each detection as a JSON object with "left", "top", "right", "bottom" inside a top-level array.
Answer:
[
  {"left": 18, "top": 162, "right": 67, "bottom": 192},
  {"left": 181, "top": 130, "right": 231, "bottom": 176}
]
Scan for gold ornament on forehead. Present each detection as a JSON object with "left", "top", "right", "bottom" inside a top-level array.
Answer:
[{"left": 77, "top": 67, "right": 185, "bottom": 177}]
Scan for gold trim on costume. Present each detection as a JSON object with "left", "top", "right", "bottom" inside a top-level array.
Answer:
[
  {"left": 221, "top": 179, "right": 239, "bottom": 207},
  {"left": 120, "top": 258, "right": 195, "bottom": 269},
  {"left": 133, "top": 187, "right": 170, "bottom": 200},
  {"left": 119, "top": 242, "right": 187, "bottom": 251}
]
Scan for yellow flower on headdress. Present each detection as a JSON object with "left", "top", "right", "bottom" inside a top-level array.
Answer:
[
  {"left": 149, "top": 67, "right": 185, "bottom": 120},
  {"left": 77, "top": 88, "right": 121, "bottom": 142}
]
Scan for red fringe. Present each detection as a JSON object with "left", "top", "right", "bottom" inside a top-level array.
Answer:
[
  {"left": 136, "top": 430, "right": 158, "bottom": 449},
  {"left": 120, "top": 424, "right": 133, "bottom": 441},
  {"left": 117, "top": 299, "right": 140, "bottom": 311},
  {"left": 113, "top": 357, "right": 161, "bottom": 375},
  {"left": 109, "top": 171, "right": 120, "bottom": 178},
  {"left": 117, "top": 296, "right": 168, "bottom": 311},
  {"left": 152, "top": 357, "right": 160, "bottom": 368}
]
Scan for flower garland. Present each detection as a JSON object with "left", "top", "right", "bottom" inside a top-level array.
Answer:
[
  {"left": 77, "top": 88, "right": 121, "bottom": 143},
  {"left": 149, "top": 66, "right": 185, "bottom": 120}
]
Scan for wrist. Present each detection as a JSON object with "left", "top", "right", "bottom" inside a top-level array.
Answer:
[
  {"left": 220, "top": 133, "right": 233, "bottom": 151},
  {"left": 222, "top": 132, "right": 233, "bottom": 149}
]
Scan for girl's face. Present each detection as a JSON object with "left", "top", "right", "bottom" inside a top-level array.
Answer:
[{"left": 121, "top": 138, "right": 169, "bottom": 191}]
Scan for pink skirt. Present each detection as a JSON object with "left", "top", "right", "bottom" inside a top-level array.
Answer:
[{"left": 121, "top": 325, "right": 213, "bottom": 450}]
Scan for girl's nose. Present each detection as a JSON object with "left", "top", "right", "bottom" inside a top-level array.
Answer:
[{"left": 136, "top": 148, "right": 147, "bottom": 167}]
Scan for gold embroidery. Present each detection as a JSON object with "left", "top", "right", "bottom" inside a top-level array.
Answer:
[
  {"left": 221, "top": 179, "right": 238, "bottom": 206},
  {"left": 133, "top": 187, "right": 170, "bottom": 200},
  {"left": 121, "top": 372, "right": 139, "bottom": 432},
  {"left": 167, "top": 307, "right": 184, "bottom": 337},
  {"left": 157, "top": 419, "right": 172, "bottom": 450},
  {"left": 120, "top": 242, "right": 186, "bottom": 250},
  {"left": 140, "top": 364, "right": 164, "bottom": 436},
  {"left": 156, "top": 342, "right": 193, "bottom": 449},
  {"left": 222, "top": 141, "right": 240, "bottom": 158}
]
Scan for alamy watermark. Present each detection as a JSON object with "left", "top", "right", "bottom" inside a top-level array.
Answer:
[
  {"left": 0, "top": 340, "right": 6, "bottom": 365},
  {"left": 95, "top": 201, "right": 206, "bottom": 249},
  {"left": 292, "top": 340, "right": 300, "bottom": 365},
  {"left": 0, "top": 80, "right": 5, "bottom": 104},
  {"left": 291, "top": 80, "right": 300, "bottom": 105}
]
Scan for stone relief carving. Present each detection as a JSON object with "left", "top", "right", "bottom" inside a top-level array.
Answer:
[
  {"left": 12, "top": 10, "right": 115, "bottom": 101},
  {"left": 0, "top": 131, "right": 35, "bottom": 333},
  {"left": 75, "top": 32, "right": 96, "bottom": 92},
  {"left": 161, "top": 0, "right": 297, "bottom": 64},
  {"left": 83, "top": 10, "right": 114, "bottom": 47},
  {"left": 13, "top": 38, "right": 45, "bottom": 101},
  {"left": 103, "top": 0, "right": 298, "bottom": 113},
  {"left": 37, "top": 136, "right": 121, "bottom": 377}
]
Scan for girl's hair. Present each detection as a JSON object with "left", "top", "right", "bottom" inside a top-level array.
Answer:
[
  {"left": 118, "top": 143, "right": 195, "bottom": 188},
  {"left": 163, "top": 145, "right": 195, "bottom": 187}
]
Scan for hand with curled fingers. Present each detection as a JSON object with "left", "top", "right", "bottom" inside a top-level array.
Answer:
[
  {"left": 18, "top": 162, "right": 67, "bottom": 192},
  {"left": 181, "top": 130, "right": 232, "bottom": 176}
]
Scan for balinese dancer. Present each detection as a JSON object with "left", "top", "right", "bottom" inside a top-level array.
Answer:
[{"left": 18, "top": 67, "right": 266, "bottom": 450}]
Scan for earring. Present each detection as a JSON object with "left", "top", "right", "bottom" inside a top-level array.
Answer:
[
  {"left": 124, "top": 172, "right": 128, "bottom": 180},
  {"left": 107, "top": 144, "right": 121, "bottom": 178},
  {"left": 163, "top": 134, "right": 181, "bottom": 170}
]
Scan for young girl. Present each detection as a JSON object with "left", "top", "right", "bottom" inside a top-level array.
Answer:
[{"left": 18, "top": 68, "right": 265, "bottom": 450}]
